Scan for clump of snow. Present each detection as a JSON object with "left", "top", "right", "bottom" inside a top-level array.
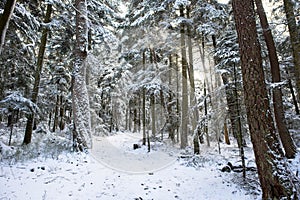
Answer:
[
  {"left": 0, "top": 122, "right": 73, "bottom": 163},
  {"left": 173, "top": 0, "right": 191, "bottom": 8},
  {"left": 0, "top": 92, "right": 39, "bottom": 115}
]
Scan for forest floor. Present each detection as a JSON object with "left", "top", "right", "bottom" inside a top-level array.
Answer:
[{"left": 0, "top": 131, "right": 269, "bottom": 200}]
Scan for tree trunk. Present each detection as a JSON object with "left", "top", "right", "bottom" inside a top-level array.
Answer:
[
  {"left": 233, "top": 63, "right": 246, "bottom": 178},
  {"left": 176, "top": 54, "right": 180, "bottom": 143},
  {"left": 283, "top": 0, "right": 300, "bottom": 104},
  {"left": 149, "top": 48, "right": 156, "bottom": 138},
  {"left": 23, "top": 4, "right": 52, "bottom": 145},
  {"left": 109, "top": 100, "right": 113, "bottom": 133},
  {"left": 125, "top": 107, "right": 128, "bottom": 130},
  {"left": 151, "top": 95, "right": 156, "bottom": 137},
  {"left": 221, "top": 69, "right": 245, "bottom": 165},
  {"left": 197, "top": 41, "right": 206, "bottom": 144},
  {"left": 169, "top": 54, "right": 172, "bottom": 86},
  {"left": 186, "top": 5, "right": 198, "bottom": 133},
  {"left": 8, "top": 110, "right": 17, "bottom": 146},
  {"left": 198, "top": 40, "right": 209, "bottom": 90},
  {"left": 59, "top": 95, "right": 65, "bottom": 130},
  {"left": 168, "top": 54, "right": 176, "bottom": 142},
  {"left": 287, "top": 75, "right": 300, "bottom": 114},
  {"left": 142, "top": 50, "right": 146, "bottom": 145},
  {"left": 160, "top": 89, "right": 164, "bottom": 140},
  {"left": 224, "top": 121, "right": 230, "bottom": 145},
  {"left": 48, "top": 112, "right": 52, "bottom": 129},
  {"left": 138, "top": 97, "right": 141, "bottom": 133},
  {"left": 221, "top": 74, "right": 238, "bottom": 138},
  {"left": 52, "top": 95, "right": 59, "bottom": 132},
  {"left": 147, "top": 129, "right": 150, "bottom": 152},
  {"left": 204, "top": 81, "right": 209, "bottom": 147},
  {"left": 255, "top": 0, "right": 297, "bottom": 158},
  {"left": 187, "top": 6, "right": 200, "bottom": 153},
  {"left": 0, "top": 0, "right": 16, "bottom": 54},
  {"left": 133, "top": 100, "right": 137, "bottom": 133},
  {"left": 128, "top": 105, "right": 132, "bottom": 131},
  {"left": 72, "top": 0, "right": 92, "bottom": 150},
  {"left": 211, "top": 35, "right": 221, "bottom": 155},
  {"left": 180, "top": 5, "right": 188, "bottom": 149},
  {"left": 232, "top": 0, "right": 299, "bottom": 198}
]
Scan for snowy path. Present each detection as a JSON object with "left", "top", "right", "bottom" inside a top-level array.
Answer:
[
  {"left": 91, "top": 132, "right": 177, "bottom": 173},
  {"left": 0, "top": 132, "right": 259, "bottom": 200}
]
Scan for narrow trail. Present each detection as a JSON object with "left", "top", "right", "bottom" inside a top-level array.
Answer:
[
  {"left": 0, "top": 131, "right": 258, "bottom": 199},
  {"left": 91, "top": 132, "right": 177, "bottom": 174}
]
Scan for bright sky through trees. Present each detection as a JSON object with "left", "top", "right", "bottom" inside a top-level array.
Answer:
[{"left": 217, "top": 0, "right": 229, "bottom": 3}]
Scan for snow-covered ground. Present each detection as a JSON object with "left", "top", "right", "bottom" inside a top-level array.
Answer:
[{"left": 0, "top": 131, "right": 265, "bottom": 200}]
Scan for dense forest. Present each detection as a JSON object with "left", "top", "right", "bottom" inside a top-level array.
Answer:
[{"left": 0, "top": 0, "right": 300, "bottom": 199}]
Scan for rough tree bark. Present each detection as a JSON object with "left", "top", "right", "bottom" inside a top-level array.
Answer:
[
  {"left": 255, "top": 0, "right": 297, "bottom": 158},
  {"left": 0, "top": 0, "right": 17, "bottom": 54},
  {"left": 72, "top": 0, "right": 92, "bottom": 150},
  {"left": 23, "top": 4, "right": 52, "bottom": 145},
  {"left": 232, "top": 0, "right": 299, "bottom": 198}
]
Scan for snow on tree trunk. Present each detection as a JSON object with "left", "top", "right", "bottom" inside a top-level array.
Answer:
[
  {"left": 255, "top": 0, "right": 297, "bottom": 159},
  {"left": 232, "top": 0, "right": 299, "bottom": 198},
  {"left": 72, "top": 0, "right": 92, "bottom": 150}
]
